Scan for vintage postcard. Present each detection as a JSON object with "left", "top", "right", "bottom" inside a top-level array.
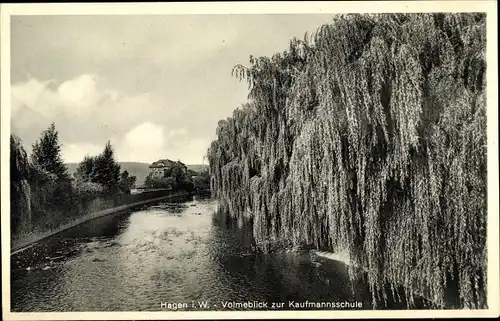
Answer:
[{"left": 1, "top": 1, "right": 499, "bottom": 320}]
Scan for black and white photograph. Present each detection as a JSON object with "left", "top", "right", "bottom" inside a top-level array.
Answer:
[{"left": 1, "top": 1, "right": 499, "bottom": 320}]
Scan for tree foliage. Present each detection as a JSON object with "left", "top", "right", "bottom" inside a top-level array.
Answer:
[
  {"left": 143, "top": 165, "right": 195, "bottom": 192},
  {"left": 10, "top": 134, "right": 32, "bottom": 234},
  {"left": 30, "top": 123, "right": 70, "bottom": 181},
  {"left": 72, "top": 181, "right": 105, "bottom": 202},
  {"left": 73, "top": 141, "right": 122, "bottom": 192},
  {"left": 74, "top": 155, "right": 96, "bottom": 182},
  {"left": 171, "top": 166, "right": 186, "bottom": 183},
  {"left": 92, "top": 141, "right": 121, "bottom": 190},
  {"left": 29, "top": 123, "right": 74, "bottom": 212},
  {"left": 11, "top": 127, "right": 130, "bottom": 239},
  {"left": 145, "top": 174, "right": 176, "bottom": 189},
  {"left": 208, "top": 13, "right": 487, "bottom": 308},
  {"left": 11, "top": 129, "right": 68, "bottom": 234},
  {"left": 119, "top": 170, "right": 137, "bottom": 193}
]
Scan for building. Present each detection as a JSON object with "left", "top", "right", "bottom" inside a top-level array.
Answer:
[{"left": 149, "top": 159, "right": 188, "bottom": 178}]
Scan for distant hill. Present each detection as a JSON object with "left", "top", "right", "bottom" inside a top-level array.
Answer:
[
  {"left": 186, "top": 164, "right": 209, "bottom": 173},
  {"left": 65, "top": 162, "right": 207, "bottom": 186}
]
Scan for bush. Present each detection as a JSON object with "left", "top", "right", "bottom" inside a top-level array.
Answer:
[
  {"left": 73, "top": 181, "right": 106, "bottom": 202},
  {"left": 145, "top": 175, "right": 176, "bottom": 189},
  {"left": 192, "top": 175, "right": 210, "bottom": 190}
]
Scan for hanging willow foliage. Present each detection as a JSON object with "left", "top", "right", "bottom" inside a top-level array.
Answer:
[
  {"left": 207, "top": 13, "right": 487, "bottom": 308},
  {"left": 10, "top": 135, "right": 32, "bottom": 235}
]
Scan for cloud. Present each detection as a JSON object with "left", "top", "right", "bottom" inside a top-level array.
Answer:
[
  {"left": 56, "top": 74, "right": 103, "bottom": 115},
  {"left": 12, "top": 75, "right": 153, "bottom": 146},
  {"left": 61, "top": 142, "right": 103, "bottom": 163},
  {"left": 116, "top": 122, "right": 166, "bottom": 162},
  {"left": 11, "top": 78, "right": 60, "bottom": 120},
  {"left": 115, "top": 122, "right": 210, "bottom": 164},
  {"left": 10, "top": 15, "right": 337, "bottom": 165},
  {"left": 11, "top": 74, "right": 104, "bottom": 130},
  {"left": 12, "top": 75, "right": 212, "bottom": 164}
]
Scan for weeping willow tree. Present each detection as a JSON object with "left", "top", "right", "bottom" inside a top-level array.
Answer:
[
  {"left": 10, "top": 133, "right": 60, "bottom": 237},
  {"left": 10, "top": 134, "right": 32, "bottom": 235},
  {"left": 208, "top": 13, "right": 487, "bottom": 309}
]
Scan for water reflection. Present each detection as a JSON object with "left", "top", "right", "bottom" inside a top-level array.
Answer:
[{"left": 12, "top": 197, "right": 388, "bottom": 312}]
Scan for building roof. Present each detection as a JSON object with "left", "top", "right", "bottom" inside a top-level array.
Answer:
[
  {"left": 149, "top": 159, "right": 187, "bottom": 169},
  {"left": 149, "top": 159, "right": 176, "bottom": 168},
  {"left": 176, "top": 160, "right": 187, "bottom": 168}
]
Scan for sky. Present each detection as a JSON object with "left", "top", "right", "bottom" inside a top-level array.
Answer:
[{"left": 11, "top": 14, "right": 334, "bottom": 164}]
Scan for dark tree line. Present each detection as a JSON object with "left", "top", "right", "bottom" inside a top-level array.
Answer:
[{"left": 10, "top": 123, "right": 135, "bottom": 238}]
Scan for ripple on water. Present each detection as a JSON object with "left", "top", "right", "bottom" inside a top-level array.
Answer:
[{"left": 11, "top": 199, "right": 382, "bottom": 312}]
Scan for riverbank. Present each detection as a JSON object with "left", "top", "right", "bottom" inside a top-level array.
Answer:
[{"left": 11, "top": 191, "right": 191, "bottom": 254}]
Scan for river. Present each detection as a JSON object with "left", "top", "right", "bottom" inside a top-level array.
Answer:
[{"left": 11, "top": 197, "right": 422, "bottom": 312}]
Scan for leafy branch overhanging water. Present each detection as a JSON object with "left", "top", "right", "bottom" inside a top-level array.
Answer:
[{"left": 207, "top": 13, "right": 487, "bottom": 309}]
